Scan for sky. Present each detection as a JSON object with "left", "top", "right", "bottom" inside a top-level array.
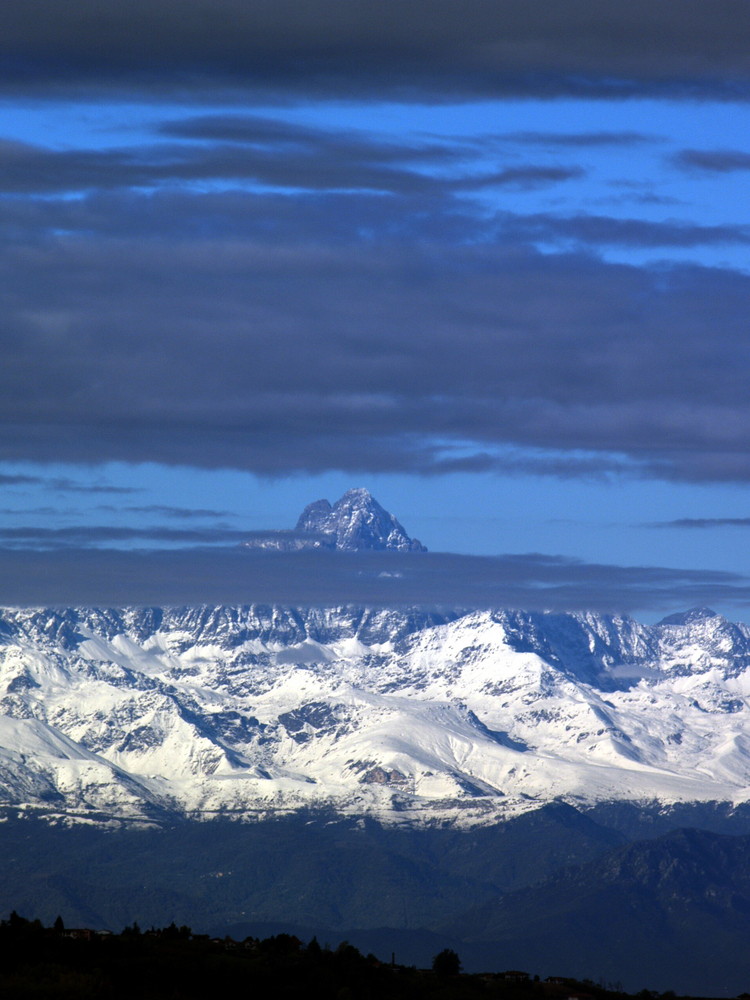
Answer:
[{"left": 4, "top": 0, "right": 750, "bottom": 618}]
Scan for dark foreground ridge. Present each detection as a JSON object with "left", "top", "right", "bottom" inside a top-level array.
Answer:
[
  {"left": 0, "top": 911, "right": 733, "bottom": 1000},
  {"left": 5, "top": 811, "right": 750, "bottom": 996}
]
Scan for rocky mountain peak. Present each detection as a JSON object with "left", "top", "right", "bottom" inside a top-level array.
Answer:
[
  {"left": 295, "top": 499, "right": 333, "bottom": 533},
  {"left": 295, "top": 488, "right": 427, "bottom": 552},
  {"left": 657, "top": 607, "right": 721, "bottom": 627}
]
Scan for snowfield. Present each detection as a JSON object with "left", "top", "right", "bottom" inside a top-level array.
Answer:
[{"left": 0, "top": 604, "right": 748, "bottom": 826}]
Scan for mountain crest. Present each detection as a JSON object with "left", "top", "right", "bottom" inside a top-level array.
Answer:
[
  {"left": 296, "top": 488, "right": 427, "bottom": 552},
  {"left": 657, "top": 607, "right": 721, "bottom": 627}
]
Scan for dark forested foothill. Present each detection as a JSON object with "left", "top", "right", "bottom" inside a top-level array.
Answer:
[{"left": 0, "top": 912, "right": 733, "bottom": 1000}]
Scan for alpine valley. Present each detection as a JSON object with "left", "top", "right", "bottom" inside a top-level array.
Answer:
[{"left": 4, "top": 492, "right": 750, "bottom": 994}]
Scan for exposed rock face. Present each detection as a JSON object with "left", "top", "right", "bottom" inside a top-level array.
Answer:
[
  {"left": 295, "top": 488, "right": 427, "bottom": 552},
  {"left": 296, "top": 500, "right": 336, "bottom": 535},
  {"left": 244, "top": 488, "right": 427, "bottom": 552}
]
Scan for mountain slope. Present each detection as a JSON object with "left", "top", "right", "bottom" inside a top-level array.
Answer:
[
  {"left": 443, "top": 826, "right": 750, "bottom": 994},
  {"left": 0, "top": 806, "right": 625, "bottom": 942},
  {"left": 1, "top": 604, "right": 750, "bottom": 826}
]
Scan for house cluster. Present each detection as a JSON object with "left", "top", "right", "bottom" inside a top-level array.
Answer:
[
  {"left": 60, "top": 927, "right": 112, "bottom": 941},
  {"left": 475, "top": 970, "right": 594, "bottom": 1000}
]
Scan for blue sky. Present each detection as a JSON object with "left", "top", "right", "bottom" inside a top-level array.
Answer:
[{"left": 4, "top": 0, "right": 750, "bottom": 618}]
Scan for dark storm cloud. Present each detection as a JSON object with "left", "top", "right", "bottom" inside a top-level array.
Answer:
[
  {"left": 2, "top": 0, "right": 750, "bottom": 102},
  {"left": 0, "top": 547, "right": 747, "bottom": 619},
  {"left": 3, "top": 194, "right": 750, "bottom": 483},
  {"left": 674, "top": 149, "right": 750, "bottom": 172},
  {"left": 0, "top": 111, "right": 742, "bottom": 487}
]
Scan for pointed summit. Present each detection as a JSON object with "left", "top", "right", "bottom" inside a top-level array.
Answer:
[{"left": 296, "top": 488, "right": 427, "bottom": 552}]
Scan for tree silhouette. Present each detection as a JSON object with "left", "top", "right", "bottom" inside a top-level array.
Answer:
[{"left": 432, "top": 948, "right": 461, "bottom": 977}]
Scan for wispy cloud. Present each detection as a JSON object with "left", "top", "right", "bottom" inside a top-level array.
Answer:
[
  {"left": 674, "top": 149, "right": 750, "bottom": 173},
  {"left": 119, "top": 505, "right": 233, "bottom": 519},
  {"left": 0, "top": 123, "right": 583, "bottom": 199},
  {"left": 506, "top": 131, "right": 659, "bottom": 148},
  {"left": 500, "top": 212, "right": 750, "bottom": 248},
  {"left": 47, "top": 478, "right": 143, "bottom": 495},
  {"left": 0, "top": 525, "right": 250, "bottom": 549},
  {"left": 0, "top": 474, "right": 43, "bottom": 487},
  {"left": 651, "top": 517, "right": 750, "bottom": 529},
  {"left": 0, "top": 473, "right": 142, "bottom": 495}
]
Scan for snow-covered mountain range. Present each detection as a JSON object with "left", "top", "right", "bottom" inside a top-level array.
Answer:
[
  {"left": 242, "top": 487, "right": 427, "bottom": 551},
  {"left": 1, "top": 601, "right": 750, "bottom": 828}
]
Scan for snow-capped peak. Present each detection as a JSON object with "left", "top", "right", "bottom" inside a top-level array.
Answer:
[
  {"left": 657, "top": 607, "right": 722, "bottom": 626},
  {"left": 244, "top": 489, "right": 426, "bottom": 552},
  {"left": 295, "top": 488, "right": 427, "bottom": 552}
]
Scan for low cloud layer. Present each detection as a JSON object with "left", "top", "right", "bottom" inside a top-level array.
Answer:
[
  {"left": 0, "top": 526, "right": 250, "bottom": 549},
  {"left": 0, "top": 547, "right": 746, "bottom": 619}
]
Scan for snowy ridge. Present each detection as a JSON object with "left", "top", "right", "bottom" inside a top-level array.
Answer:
[{"left": 0, "top": 604, "right": 749, "bottom": 826}]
